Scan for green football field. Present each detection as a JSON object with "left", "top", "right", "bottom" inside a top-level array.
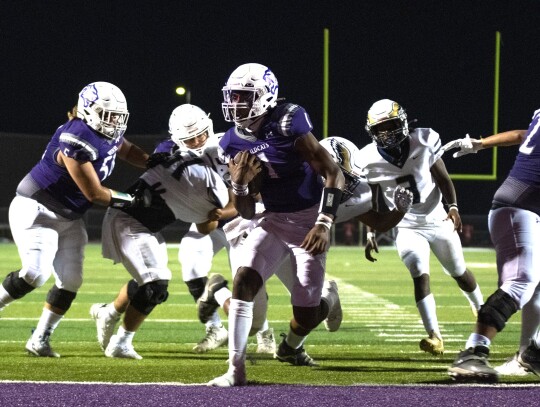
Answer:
[{"left": 0, "top": 243, "right": 536, "bottom": 385}]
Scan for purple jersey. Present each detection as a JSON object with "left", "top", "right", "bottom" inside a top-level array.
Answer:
[
  {"left": 19, "top": 118, "right": 124, "bottom": 218},
  {"left": 493, "top": 109, "right": 540, "bottom": 216},
  {"left": 219, "top": 102, "right": 323, "bottom": 212}
]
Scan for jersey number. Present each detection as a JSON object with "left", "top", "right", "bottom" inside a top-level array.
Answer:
[
  {"left": 519, "top": 118, "right": 540, "bottom": 155},
  {"left": 99, "top": 155, "right": 116, "bottom": 181}
]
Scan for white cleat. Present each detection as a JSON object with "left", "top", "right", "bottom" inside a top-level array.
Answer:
[
  {"left": 207, "top": 370, "right": 246, "bottom": 387},
  {"left": 26, "top": 333, "right": 60, "bottom": 358},
  {"left": 495, "top": 352, "right": 530, "bottom": 376},
  {"left": 256, "top": 328, "right": 276, "bottom": 354},
  {"left": 90, "top": 303, "right": 120, "bottom": 351},
  {"left": 193, "top": 325, "right": 228, "bottom": 353},
  {"left": 323, "top": 280, "right": 342, "bottom": 332},
  {"left": 105, "top": 335, "right": 142, "bottom": 360}
]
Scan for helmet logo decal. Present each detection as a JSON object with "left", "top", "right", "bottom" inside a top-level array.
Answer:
[
  {"left": 263, "top": 69, "right": 278, "bottom": 95},
  {"left": 79, "top": 84, "right": 99, "bottom": 107}
]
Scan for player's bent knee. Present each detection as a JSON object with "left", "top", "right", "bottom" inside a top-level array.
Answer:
[
  {"left": 130, "top": 280, "right": 169, "bottom": 315},
  {"left": 185, "top": 277, "right": 207, "bottom": 302},
  {"left": 46, "top": 285, "right": 77, "bottom": 312},
  {"left": 293, "top": 306, "right": 320, "bottom": 331},
  {"left": 477, "top": 288, "right": 519, "bottom": 332},
  {"left": 2, "top": 271, "right": 36, "bottom": 299}
]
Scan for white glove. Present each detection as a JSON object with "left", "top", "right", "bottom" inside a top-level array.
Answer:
[
  {"left": 392, "top": 186, "right": 414, "bottom": 213},
  {"left": 442, "top": 134, "right": 482, "bottom": 158}
]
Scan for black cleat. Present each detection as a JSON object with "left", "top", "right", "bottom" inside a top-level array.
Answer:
[
  {"left": 448, "top": 346, "right": 498, "bottom": 383},
  {"left": 274, "top": 333, "right": 318, "bottom": 367},
  {"left": 518, "top": 340, "right": 540, "bottom": 378}
]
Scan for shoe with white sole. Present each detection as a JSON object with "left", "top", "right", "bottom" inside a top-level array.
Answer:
[
  {"left": 207, "top": 370, "right": 246, "bottom": 387},
  {"left": 323, "top": 280, "right": 342, "bottom": 332},
  {"left": 495, "top": 352, "right": 530, "bottom": 376},
  {"left": 193, "top": 325, "right": 228, "bottom": 353},
  {"left": 256, "top": 328, "right": 276, "bottom": 354},
  {"left": 90, "top": 303, "right": 120, "bottom": 351},
  {"left": 105, "top": 335, "right": 142, "bottom": 360},
  {"left": 26, "top": 331, "right": 60, "bottom": 358}
]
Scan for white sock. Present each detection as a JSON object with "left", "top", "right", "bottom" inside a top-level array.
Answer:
[
  {"left": 461, "top": 285, "right": 484, "bottom": 312},
  {"left": 465, "top": 333, "right": 491, "bottom": 349},
  {"left": 259, "top": 319, "right": 269, "bottom": 333},
  {"left": 206, "top": 311, "right": 222, "bottom": 328},
  {"left": 215, "top": 287, "right": 232, "bottom": 308},
  {"left": 519, "top": 288, "right": 540, "bottom": 353},
  {"left": 117, "top": 325, "right": 136, "bottom": 345},
  {"left": 0, "top": 285, "right": 15, "bottom": 310},
  {"left": 416, "top": 294, "right": 440, "bottom": 336},
  {"left": 227, "top": 299, "right": 253, "bottom": 374},
  {"left": 33, "top": 308, "right": 63, "bottom": 338},
  {"left": 285, "top": 329, "right": 307, "bottom": 349},
  {"left": 107, "top": 302, "right": 122, "bottom": 319}
]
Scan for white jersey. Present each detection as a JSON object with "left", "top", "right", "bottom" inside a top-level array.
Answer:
[
  {"left": 356, "top": 128, "right": 444, "bottom": 227},
  {"left": 143, "top": 153, "right": 228, "bottom": 224}
]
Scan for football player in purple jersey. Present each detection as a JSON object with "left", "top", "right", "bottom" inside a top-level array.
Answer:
[
  {"left": 0, "top": 82, "right": 149, "bottom": 357},
  {"left": 207, "top": 63, "right": 345, "bottom": 387},
  {"left": 446, "top": 114, "right": 540, "bottom": 382}
]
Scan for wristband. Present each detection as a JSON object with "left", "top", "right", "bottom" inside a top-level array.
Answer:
[
  {"left": 318, "top": 187, "right": 342, "bottom": 218},
  {"left": 448, "top": 203, "right": 459, "bottom": 211},
  {"left": 366, "top": 232, "right": 375, "bottom": 240},
  {"left": 109, "top": 189, "right": 135, "bottom": 208},
  {"left": 315, "top": 213, "right": 333, "bottom": 230},
  {"left": 231, "top": 181, "right": 249, "bottom": 196}
]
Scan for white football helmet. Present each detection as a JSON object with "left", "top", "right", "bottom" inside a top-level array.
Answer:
[
  {"left": 319, "top": 136, "right": 363, "bottom": 202},
  {"left": 169, "top": 104, "right": 214, "bottom": 156},
  {"left": 222, "top": 63, "right": 278, "bottom": 129},
  {"left": 76, "top": 82, "right": 129, "bottom": 141},
  {"left": 365, "top": 99, "right": 409, "bottom": 148}
]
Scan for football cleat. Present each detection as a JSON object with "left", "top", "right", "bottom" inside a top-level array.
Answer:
[
  {"left": 448, "top": 346, "right": 498, "bottom": 383},
  {"left": 26, "top": 332, "right": 60, "bottom": 358},
  {"left": 197, "top": 274, "right": 228, "bottom": 323},
  {"left": 323, "top": 280, "right": 342, "bottom": 332},
  {"left": 518, "top": 341, "right": 540, "bottom": 377},
  {"left": 193, "top": 325, "right": 228, "bottom": 353},
  {"left": 419, "top": 331, "right": 444, "bottom": 355},
  {"left": 495, "top": 352, "right": 530, "bottom": 376},
  {"left": 275, "top": 333, "right": 318, "bottom": 366},
  {"left": 105, "top": 335, "right": 142, "bottom": 360},
  {"left": 90, "top": 303, "right": 120, "bottom": 351},
  {"left": 256, "top": 328, "right": 276, "bottom": 354},
  {"left": 207, "top": 370, "right": 247, "bottom": 387}
]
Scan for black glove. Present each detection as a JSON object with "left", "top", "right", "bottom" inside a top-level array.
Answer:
[
  {"left": 132, "top": 181, "right": 166, "bottom": 208},
  {"left": 146, "top": 152, "right": 172, "bottom": 169}
]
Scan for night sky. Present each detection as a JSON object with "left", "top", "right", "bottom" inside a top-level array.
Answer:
[{"left": 1, "top": 0, "right": 539, "bottom": 213}]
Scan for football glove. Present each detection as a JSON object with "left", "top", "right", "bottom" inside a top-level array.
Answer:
[
  {"left": 442, "top": 134, "right": 482, "bottom": 158},
  {"left": 146, "top": 152, "right": 172, "bottom": 169},
  {"left": 364, "top": 231, "right": 378, "bottom": 262},
  {"left": 392, "top": 186, "right": 414, "bottom": 214}
]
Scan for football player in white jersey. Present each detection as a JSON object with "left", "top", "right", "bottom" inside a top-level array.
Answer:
[
  {"left": 0, "top": 82, "right": 149, "bottom": 358},
  {"left": 445, "top": 126, "right": 540, "bottom": 382},
  {"left": 89, "top": 106, "right": 230, "bottom": 359},
  {"left": 197, "top": 136, "right": 413, "bottom": 364},
  {"left": 357, "top": 99, "right": 484, "bottom": 356},
  {"left": 156, "top": 104, "right": 239, "bottom": 354}
]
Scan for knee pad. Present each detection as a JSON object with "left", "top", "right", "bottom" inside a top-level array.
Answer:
[
  {"left": 293, "top": 306, "right": 321, "bottom": 331},
  {"left": 46, "top": 285, "right": 77, "bottom": 311},
  {"left": 2, "top": 271, "right": 35, "bottom": 299},
  {"left": 478, "top": 288, "right": 519, "bottom": 332},
  {"left": 185, "top": 277, "right": 208, "bottom": 302},
  {"left": 130, "top": 280, "right": 169, "bottom": 315},
  {"left": 127, "top": 279, "right": 138, "bottom": 300}
]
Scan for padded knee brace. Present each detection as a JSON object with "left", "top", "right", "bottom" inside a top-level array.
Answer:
[
  {"left": 130, "top": 280, "right": 169, "bottom": 315},
  {"left": 477, "top": 288, "right": 519, "bottom": 332},
  {"left": 2, "top": 271, "right": 35, "bottom": 299},
  {"left": 293, "top": 304, "right": 324, "bottom": 331},
  {"left": 46, "top": 285, "right": 77, "bottom": 312},
  {"left": 185, "top": 277, "right": 208, "bottom": 302}
]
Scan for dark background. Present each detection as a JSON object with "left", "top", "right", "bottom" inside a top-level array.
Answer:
[{"left": 1, "top": 0, "right": 539, "bottom": 223}]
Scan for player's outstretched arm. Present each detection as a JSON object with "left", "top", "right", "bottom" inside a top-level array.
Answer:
[{"left": 442, "top": 130, "right": 527, "bottom": 158}]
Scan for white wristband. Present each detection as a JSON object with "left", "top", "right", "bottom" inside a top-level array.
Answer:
[{"left": 366, "top": 232, "right": 375, "bottom": 240}]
